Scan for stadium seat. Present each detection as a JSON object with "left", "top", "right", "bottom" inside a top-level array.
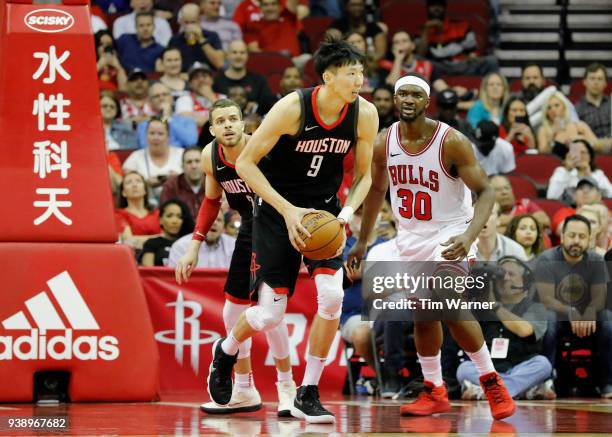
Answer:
[
  {"left": 266, "top": 71, "right": 283, "bottom": 95},
  {"left": 381, "top": 0, "right": 427, "bottom": 37},
  {"left": 114, "top": 149, "right": 134, "bottom": 165},
  {"left": 602, "top": 198, "right": 612, "bottom": 211},
  {"left": 507, "top": 174, "right": 538, "bottom": 199},
  {"left": 569, "top": 79, "right": 612, "bottom": 103},
  {"left": 444, "top": 75, "right": 482, "bottom": 91},
  {"left": 303, "top": 58, "right": 320, "bottom": 88},
  {"left": 301, "top": 16, "right": 333, "bottom": 53},
  {"left": 531, "top": 198, "right": 567, "bottom": 221},
  {"left": 246, "top": 51, "right": 293, "bottom": 77},
  {"left": 514, "top": 153, "right": 561, "bottom": 187},
  {"left": 595, "top": 155, "right": 612, "bottom": 177}
]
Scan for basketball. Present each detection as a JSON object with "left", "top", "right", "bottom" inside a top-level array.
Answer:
[{"left": 298, "top": 210, "right": 344, "bottom": 260}]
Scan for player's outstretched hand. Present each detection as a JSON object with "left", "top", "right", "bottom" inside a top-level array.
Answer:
[
  {"left": 440, "top": 234, "right": 473, "bottom": 261},
  {"left": 282, "top": 205, "right": 314, "bottom": 251},
  {"left": 347, "top": 240, "right": 367, "bottom": 277},
  {"left": 175, "top": 250, "right": 199, "bottom": 284}
]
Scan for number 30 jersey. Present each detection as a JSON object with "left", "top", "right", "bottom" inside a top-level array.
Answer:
[
  {"left": 386, "top": 120, "right": 474, "bottom": 236},
  {"left": 260, "top": 86, "right": 359, "bottom": 203}
]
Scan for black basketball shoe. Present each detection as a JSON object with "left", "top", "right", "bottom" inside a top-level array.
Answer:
[
  {"left": 206, "top": 337, "right": 238, "bottom": 405},
  {"left": 290, "top": 385, "right": 335, "bottom": 423}
]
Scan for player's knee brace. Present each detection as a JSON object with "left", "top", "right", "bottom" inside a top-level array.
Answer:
[
  {"left": 265, "top": 320, "right": 290, "bottom": 359},
  {"left": 315, "top": 269, "right": 344, "bottom": 320},
  {"left": 237, "top": 338, "right": 252, "bottom": 359},
  {"left": 245, "top": 284, "right": 287, "bottom": 332},
  {"left": 222, "top": 300, "right": 252, "bottom": 358}
]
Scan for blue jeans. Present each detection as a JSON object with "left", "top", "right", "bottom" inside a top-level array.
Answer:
[
  {"left": 457, "top": 355, "right": 552, "bottom": 398},
  {"left": 543, "top": 309, "right": 612, "bottom": 387}
]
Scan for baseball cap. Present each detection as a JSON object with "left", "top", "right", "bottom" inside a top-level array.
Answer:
[
  {"left": 128, "top": 68, "right": 147, "bottom": 81},
  {"left": 474, "top": 120, "right": 499, "bottom": 148},
  {"left": 577, "top": 176, "right": 600, "bottom": 191},
  {"left": 188, "top": 62, "right": 212, "bottom": 81},
  {"left": 437, "top": 89, "right": 458, "bottom": 108}
]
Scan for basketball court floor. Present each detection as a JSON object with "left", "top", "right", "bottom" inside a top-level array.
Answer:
[{"left": 1, "top": 390, "right": 610, "bottom": 435}]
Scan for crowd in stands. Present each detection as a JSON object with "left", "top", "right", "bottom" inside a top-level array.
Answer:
[{"left": 93, "top": 0, "right": 612, "bottom": 400}]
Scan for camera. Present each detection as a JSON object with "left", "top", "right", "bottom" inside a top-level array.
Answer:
[
  {"left": 103, "top": 45, "right": 114, "bottom": 54},
  {"left": 514, "top": 115, "right": 529, "bottom": 124},
  {"left": 467, "top": 262, "right": 505, "bottom": 300}
]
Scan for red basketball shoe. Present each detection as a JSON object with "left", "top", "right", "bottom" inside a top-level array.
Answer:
[
  {"left": 400, "top": 381, "right": 451, "bottom": 416},
  {"left": 480, "top": 372, "right": 516, "bottom": 420}
]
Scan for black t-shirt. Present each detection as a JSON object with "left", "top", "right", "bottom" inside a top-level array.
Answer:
[
  {"left": 168, "top": 31, "right": 223, "bottom": 72},
  {"left": 259, "top": 87, "right": 359, "bottom": 203},
  {"left": 140, "top": 236, "right": 174, "bottom": 266},
  {"left": 213, "top": 72, "right": 276, "bottom": 115}
]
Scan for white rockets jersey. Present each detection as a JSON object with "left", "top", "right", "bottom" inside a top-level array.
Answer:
[{"left": 386, "top": 120, "right": 474, "bottom": 237}]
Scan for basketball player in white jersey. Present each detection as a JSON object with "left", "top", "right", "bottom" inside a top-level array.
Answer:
[{"left": 348, "top": 74, "right": 516, "bottom": 420}]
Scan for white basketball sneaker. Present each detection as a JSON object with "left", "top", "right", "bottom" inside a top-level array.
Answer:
[
  {"left": 200, "top": 384, "right": 262, "bottom": 414},
  {"left": 276, "top": 380, "right": 297, "bottom": 417}
]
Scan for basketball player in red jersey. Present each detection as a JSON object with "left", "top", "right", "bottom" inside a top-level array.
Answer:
[
  {"left": 205, "top": 38, "right": 379, "bottom": 424},
  {"left": 175, "top": 99, "right": 296, "bottom": 417},
  {"left": 348, "top": 74, "right": 516, "bottom": 420}
]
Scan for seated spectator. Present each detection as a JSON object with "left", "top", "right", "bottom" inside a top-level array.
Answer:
[
  {"left": 505, "top": 214, "right": 544, "bottom": 261},
  {"left": 157, "top": 48, "right": 188, "bottom": 99},
  {"left": 436, "top": 89, "right": 474, "bottom": 139},
  {"left": 160, "top": 147, "right": 205, "bottom": 218},
  {"left": 467, "top": 72, "right": 509, "bottom": 128},
  {"left": 575, "top": 63, "right": 612, "bottom": 153},
  {"left": 244, "top": 113, "right": 263, "bottom": 134},
  {"left": 138, "top": 83, "right": 199, "bottom": 148},
  {"left": 101, "top": 91, "right": 138, "bottom": 151},
  {"left": 120, "top": 68, "right": 154, "bottom": 124},
  {"left": 476, "top": 202, "right": 527, "bottom": 262},
  {"left": 551, "top": 176, "right": 605, "bottom": 237},
  {"left": 472, "top": 120, "right": 516, "bottom": 176},
  {"left": 344, "top": 31, "right": 379, "bottom": 91},
  {"left": 125, "top": 117, "right": 185, "bottom": 202},
  {"left": 140, "top": 199, "right": 195, "bottom": 266},
  {"left": 381, "top": 31, "right": 434, "bottom": 85},
  {"left": 176, "top": 63, "right": 224, "bottom": 129},
  {"left": 200, "top": 0, "right": 243, "bottom": 50},
  {"left": 244, "top": 0, "right": 310, "bottom": 68},
  {"left": 537, "top": 92, "right": 597, "bottom": 154},
  {"left": 499, "top": 97, "right": 536, "bottom": 155},
  {"left": 167, "top": 211, "right": 236, "bottom": 268},
  {"left": 372, "top": 85, "right": 395, "bottom": 131},
  {"left": 224, "top": 210, "right": 241, "bottom": 238},
  {"left": 95, "top": 30, "right": 127, "bottom": 92},
  {"left": 535, "top": 215, "right": 612, "bottom": 399},
  {"left": 490, "top": 174, "right": 550, "bottom": 233},
  {"left": 589, "top": 203, "right": 612, "bottom": 252},
  {"left": 96, "top": 0, "right": 131, "bottom": 15},
  {"left": 328, "top": 0, "right": 386, "bottom": 62},
  {"left": 415, "top": 0, "right": 498, "bottom": 76},
  {"left": 546, "top": 139, "right": 612, "bottom": 199},
  {"left": 576, "top": 205, "right": 607, "bottom": 256},
  {"left": 112, "top": 0, "right": 172, "bottom": 46},
  {"left": 518, "top": 63, "right": 578, "bottom": 131},
  {"left": 457, "top": 257, "right": 553, "bottom": 400},
  {"left": 233, "top": 0, "right": 310, "bottom": 29},
  {"left": 168, "top": 3, "right": 225, "bottom": 72},
  {"left": 213, "top": 40, "right": 277, "bottom": 116},
  {"left": 115, "top": 170, "right": 161, "bottom": 249},
  {"left": 276, "top": 66, "right": 304, "bottom": 100},
  {"left": 116, "top": 11, "right": 164, "bottom": 74}
]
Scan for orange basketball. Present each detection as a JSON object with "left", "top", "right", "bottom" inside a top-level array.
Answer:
[{"left": 298, "top": 210, "right": 345, "bottom": 260}]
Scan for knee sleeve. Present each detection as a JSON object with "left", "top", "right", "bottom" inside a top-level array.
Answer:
[
  {"left": 245, "top": 283, "right": 287, "bottom": 332},
  {"left": 315, "top": 269, "right": 344, "bottom": 320},
  {"left": 265, "top": 320, "right": 290, "bottom": 359},
  {"left": 222, "top": 300, "right": 252, "bottom": 358}
]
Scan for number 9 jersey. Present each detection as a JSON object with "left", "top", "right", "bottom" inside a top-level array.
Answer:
[
  {"left": 386, "top": 120, "right": 475, "bottom": 261},
  {"left": 259, "top": 86, "right": 359, "bottom": 204}
]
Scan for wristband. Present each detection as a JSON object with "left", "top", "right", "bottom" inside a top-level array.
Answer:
[{"left": 338, "top": 206, "right": 354, "bottom": 223}]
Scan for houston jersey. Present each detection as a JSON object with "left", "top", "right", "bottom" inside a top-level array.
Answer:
[
  {"left": 259, "top": 86, "right": 359, "bottom": 203},
  {"left": 211, "top": 140, "right": 254, "bottom": 218},
  {"left": 386, "top": 120, "right": 473, "bottom": 236}
]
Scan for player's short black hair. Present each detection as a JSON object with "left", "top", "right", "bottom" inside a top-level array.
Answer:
[
  {"left": 562, "top": 214, "right": 591, "bottom": 235},
  {"left": 313, "top": 36, "right": 365, "bottom": 79},
  {"left": 210, "top": 98, "right": 243, "bottom": 121}
]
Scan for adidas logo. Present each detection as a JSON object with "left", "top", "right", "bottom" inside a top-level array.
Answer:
[{"left": 0, "top": 271, "right": 119, "bottom": 361}]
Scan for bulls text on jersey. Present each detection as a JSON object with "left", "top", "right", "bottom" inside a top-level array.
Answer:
[{"left": 388, "top": 165, "right": 439, "bottom": 192}]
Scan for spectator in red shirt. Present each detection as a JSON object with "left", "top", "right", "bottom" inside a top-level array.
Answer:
[
  {"left": 381, "top": 31, "right": 433, "bottom": 84},
  {"left": 244, "top": 0, "right": 308, "bottom": 64},
  {"left": 233, "top": 0, "right": 310, "bottom": 30},
  {"left": 416, "top": 0, "right": 498, "bottom": 76},
  {"left": 551, "top": 176, "right": 603, "bottom": 237},
  {"left": 499, "top": 97, "right": 536, "bottom": 155},
  {"left": 95, "top": 30, "right": 128, "bottom": 92},
  {"left": 160, "top": 147, "right": 206, "bottom": 218},
  {"left": 490, "top": 174, "right": 550, "bottom": 234}
]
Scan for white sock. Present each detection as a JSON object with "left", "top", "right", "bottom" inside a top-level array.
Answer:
[
  {"left": 418, "top": 352, "right": 444, "bottom": 387},
  {"left": 301, "top": 354, "right": 326, "bottom": 386},
  {"left": 221, "top": 333, "right": 240, "bottom": 356},
  {"left": 235, "top": 372, "right": 253, "bottom": 390},
  {"left": 466, "top": 343, "right": 496, "bottom": 376},
  {"left": 277, "top": 369, "right": 293, "bottom": 383}
]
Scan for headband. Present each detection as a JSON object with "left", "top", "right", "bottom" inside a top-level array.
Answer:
[{"left": 394, "top": 75, "right": 431, "bottom": 97}]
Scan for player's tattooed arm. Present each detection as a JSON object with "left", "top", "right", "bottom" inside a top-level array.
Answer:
[{"left": 439, "top": 129, "right": 495, "bottom": 260}]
